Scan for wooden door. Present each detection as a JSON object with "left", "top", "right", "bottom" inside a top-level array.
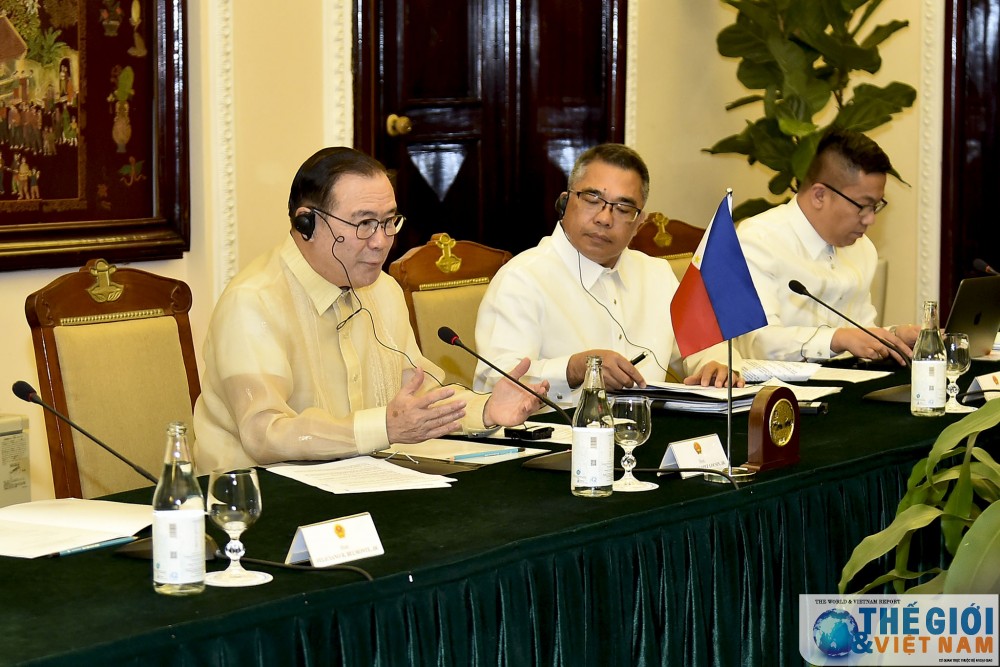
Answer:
[
  {"left": 355, "top": 0, "right": 627, "bottom": 260},
  {"left": 943, "top": 0, "right": 1000, "bottom": 315}
]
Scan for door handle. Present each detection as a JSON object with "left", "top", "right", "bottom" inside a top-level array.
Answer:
[{"left": 386, "top": 114, "right": 413, "bottom": 137}]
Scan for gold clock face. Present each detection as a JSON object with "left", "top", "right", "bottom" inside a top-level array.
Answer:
[{"left": 769, "top": 398, "right": 795, "bottom": 447}]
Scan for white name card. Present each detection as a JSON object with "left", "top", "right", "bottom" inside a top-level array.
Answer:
[
  {"left": 658, "top": 433, "right": 729, "bottom": 479},
  {"left": 969, "top": 372, "right": 1000, "bottom": 401},
  {"left": 285, "top": 511, "right": 384, "bottom": 567}
]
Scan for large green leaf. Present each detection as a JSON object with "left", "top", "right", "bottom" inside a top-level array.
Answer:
[
  {"left": 775, "top": 98, "right": 819, "bottom": 138},
  {"left": 838, "top": 504, "right": 944, "bottom": 594},
  {"left": 768, "top": 170, "right": 794, "bottom": 195},
  {"left": 860, "top": 20, "right": 909, "bottom": 49},
  {"left": 944, "top": 500, "right": 1000, "bottom": 593},
  {"left": 746, "top": 119, "right": 796, "bottom": 172},
  {"left": 726, "top": 0, "right": 783, "bottom": 35},
  {"left": 791, "top": 131, "right": 823, "bottom": 182},
  {"left": 736, "top": 60, "right": 781, "bottom": 90},
  {"left": 923, "top": 400, "right": 1000, "bottom": 483},
  {"left": 941, "top": 440, "right": 977, "bottom": 555},
  {"left": 834, "top": 81, "right": 917, "bottom": 132},
  {"left": 704, "top": 125, "right": 754, "bottom": 156},
  {"left": 718, "top": 23, "right": 771, "bottom": 61}
]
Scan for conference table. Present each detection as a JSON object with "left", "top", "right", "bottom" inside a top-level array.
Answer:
[{"left": 3, "top": 362, "right": 998, "bottom": 667}]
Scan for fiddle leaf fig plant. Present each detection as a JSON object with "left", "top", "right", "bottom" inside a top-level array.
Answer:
[
  {"left": 705, "top": 0, "right": 916, "bottom": 221},
  {"left": 838, "top": 399, "right": 1000, "bottom": 594}
]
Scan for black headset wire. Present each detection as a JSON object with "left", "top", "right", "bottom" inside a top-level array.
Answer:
[
  {"left": 572, "top": 240, "right": 671, "bottom": 379},
  {"left": 314, "top": 210, "right": 448, "bottom": 389}
]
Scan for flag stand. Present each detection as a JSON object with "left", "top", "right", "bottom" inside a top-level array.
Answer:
[{"left": 703, "top": 338, "right": 755, "bottom": 485}]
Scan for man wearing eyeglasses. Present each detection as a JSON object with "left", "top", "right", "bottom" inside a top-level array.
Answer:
[
  {"left": 194, "top": 147, "right": 546, "bottom": 472},
  {"left": 474, "top": 143, "right": 740, "bottom": 407},
  {"left": 735, "top": 128, "right": 919, "bottom": 363}
]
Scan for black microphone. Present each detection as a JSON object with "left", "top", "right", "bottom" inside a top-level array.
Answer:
[
  {"left": 12, "top": 380, "right": 158, "bottom": 485},
  {"left": 436, "top": 326, "right": 573, "bottom": 424},
  {"left": 973, "top": 258, "right": 999, "bottom": 276},
  {"left": 788, "top": 280, "right": 910, "bottom": 368}
]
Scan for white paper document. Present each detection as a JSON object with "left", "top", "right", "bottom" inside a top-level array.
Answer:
[
  {"left": 267, "top": 457, "right": 458, "bottom": 493},
  {"left": 742, "top": 359, "right": 821, "bottom": 383},
  {"left": 809, "top": 367, "right": 892, "bottom": 383},
  {"left": 384, "top": 438, "right": 547, "bottom": 463},
  {"left": 0, "top": 498, "right": 152, "bottom": 559}
]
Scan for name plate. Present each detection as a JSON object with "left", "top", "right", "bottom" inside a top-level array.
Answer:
[
  {"left": 658, "top": 433, "right": 729, "bottom": 479},
  {"left": 285, "top": 511, "right": 384, "bottom": 567},
  {"left": 969, "top": 372, "right": 1000, "bottom": 400}
]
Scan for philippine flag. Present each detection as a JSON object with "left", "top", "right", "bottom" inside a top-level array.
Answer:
[{"left": 670, "top": 192, "right": 766, "bottom": 357}]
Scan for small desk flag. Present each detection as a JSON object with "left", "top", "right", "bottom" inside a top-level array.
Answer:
[{"left": 670, "top": 192, "right": 766, "bottom": 357}]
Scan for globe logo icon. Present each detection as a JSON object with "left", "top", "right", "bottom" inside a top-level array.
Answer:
[{"left": 813, "top": 609, "right": 859, "bottom": 657}]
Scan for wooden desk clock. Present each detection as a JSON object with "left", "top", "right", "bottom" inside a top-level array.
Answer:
[{"left": 744, "top": 386, "right": 800, "bottom": 472}]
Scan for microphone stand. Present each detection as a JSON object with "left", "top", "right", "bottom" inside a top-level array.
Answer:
[{"left": 788, "top": 281, "right": 912, "bottom": 403}]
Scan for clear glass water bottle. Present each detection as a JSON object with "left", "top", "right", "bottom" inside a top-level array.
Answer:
[
  {"left": 152, "top": 421, "right": 206, "bottom": 595},
  {"left": 571, "top": 355, "right": 614, "bottom": 497},
  {"left": 911, "top": 300, "right": 947, "bottom": 417}
]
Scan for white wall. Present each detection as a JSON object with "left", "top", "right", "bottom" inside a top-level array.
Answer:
[{"left": 0, "top": 0, "right": 939, "bottom": 500}]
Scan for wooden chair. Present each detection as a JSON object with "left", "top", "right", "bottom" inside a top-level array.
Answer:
[
  {"left": 629, "top": 212, "right": 706, "bottom": 279},
  {"left": 389, "top": 233, "right": 512, "bottom": 385},
  {"left": 25, "top": 259, "right": 200, "bottom": 498}
]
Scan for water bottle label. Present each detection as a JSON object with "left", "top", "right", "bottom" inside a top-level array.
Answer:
[
  {"left": 152, "top": 508, "right": 206, "bottom": 584},
  {"left": 911, "top": 360, "right": 947, "bottom": 408},
  {"left": 571, "top": 426, "right": 614, "bottom": 487}
]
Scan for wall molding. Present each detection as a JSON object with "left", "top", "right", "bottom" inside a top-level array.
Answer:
[
  {"left": 916, "top": 0, "right": 945, "bottom": 311},
  {"left": 324, "top": 0, "right": 354, "bottom": 146},
  {"left": 625, "top": 0, "right": 639, "bottom": 147},
  {"left": 207, "top": 0, "right": 237, "bottom": 298}
]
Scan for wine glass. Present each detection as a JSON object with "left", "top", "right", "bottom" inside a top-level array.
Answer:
[
  {"left": 944, "top": 333, "right": 976, "bottom": 414},
  {"left": 611, "top": 395, "right": 657, "bottom": 492},
  {"left": 204, "top": 468, "right": 273, "bottom": 587}
]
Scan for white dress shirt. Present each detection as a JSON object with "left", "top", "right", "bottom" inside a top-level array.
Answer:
[
  {"left": 474, "top": 224, "right": 733, "bottom": 406},
  {"left": 735, "top": 198, "right": 879, "bottom": 361},
  {"left": 194, "top": 236, "right": 489, "bottom": 473}
]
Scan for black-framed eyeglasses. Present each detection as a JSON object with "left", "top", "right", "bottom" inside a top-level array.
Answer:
[
  {"left": 567, "top": 189, "right": 642, "bottom": 223},
  {"left": 820, "top": 183, "right": 888, "bottom": 217},
  {"left": 311, "top": 207, "right": 406, "bottom": 239}
]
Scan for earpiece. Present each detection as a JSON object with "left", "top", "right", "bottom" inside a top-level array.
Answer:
[
  {"left": 292, "top": 209, "right": 316, "bottom": 240},
  {"left": 555, "top": 193, "right": 569, "bottom": 218}
]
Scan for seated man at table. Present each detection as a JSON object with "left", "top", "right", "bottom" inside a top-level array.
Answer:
[
  {"left": 473, "top": 143, "right": 740, "bottom": 407},
  {"left": 193, "top": 147, "right": 546, "bottom": 472},
  {"left": 735, "top": 128, "right": 919, "bottom": 364}
]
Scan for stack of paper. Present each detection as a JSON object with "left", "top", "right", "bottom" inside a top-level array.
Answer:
[
  {"left": 0, "top": 498, "right": 151, "bottom": 559},
  {"left": 268, "top": 457, "right": 458, "bottom": 493},
  {"left": 622, "top": 382, "right": 763, "bottom": 414}
]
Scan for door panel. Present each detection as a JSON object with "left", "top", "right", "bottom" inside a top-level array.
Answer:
[{"left": 355, "top": 0, "right": 627, "bottom": 261}]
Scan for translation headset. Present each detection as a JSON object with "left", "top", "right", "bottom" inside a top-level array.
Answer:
[
  {"left": 554, "top": 192, "right": 569, "bottom": 218},
  {"left": 292, "top": 207, "right": 345, "bottom": 244},
  {"left": 292, "top": 209, "right": 318, "bottom": 241}
]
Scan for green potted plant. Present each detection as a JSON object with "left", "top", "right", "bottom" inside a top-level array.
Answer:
[
  {"left": 705, "top": 0, "right": 916, "bottom": 220},
  {"left": 838, "top": 399, "right": 1000, "bottom": 594}
]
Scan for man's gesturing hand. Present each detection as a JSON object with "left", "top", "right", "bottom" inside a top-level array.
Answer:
[{"left": 386, "top": 367, "right": 466, "bottom": 443}]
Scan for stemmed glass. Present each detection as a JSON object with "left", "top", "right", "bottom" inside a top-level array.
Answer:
[
  {"left": 611, "top": 395, "right": 657, "bottom": 492},
  {"left": 944, "top": 333, "right": 976, "bottom": 414},
  {"left": 204, "top": 468, "right": 273, "bottom": 587}
]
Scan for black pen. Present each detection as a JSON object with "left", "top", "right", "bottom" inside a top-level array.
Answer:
[{"left": 629, "top": 352, "right": 647, "bottom": 366}]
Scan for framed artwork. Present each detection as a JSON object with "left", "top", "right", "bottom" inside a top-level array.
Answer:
[{"left": 0, "top": 0, "right": 188, "bottom": 271}]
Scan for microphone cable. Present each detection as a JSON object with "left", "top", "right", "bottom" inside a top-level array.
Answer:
[{"left": 229, "top": 554, "right": 373, "bottom": 581}]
